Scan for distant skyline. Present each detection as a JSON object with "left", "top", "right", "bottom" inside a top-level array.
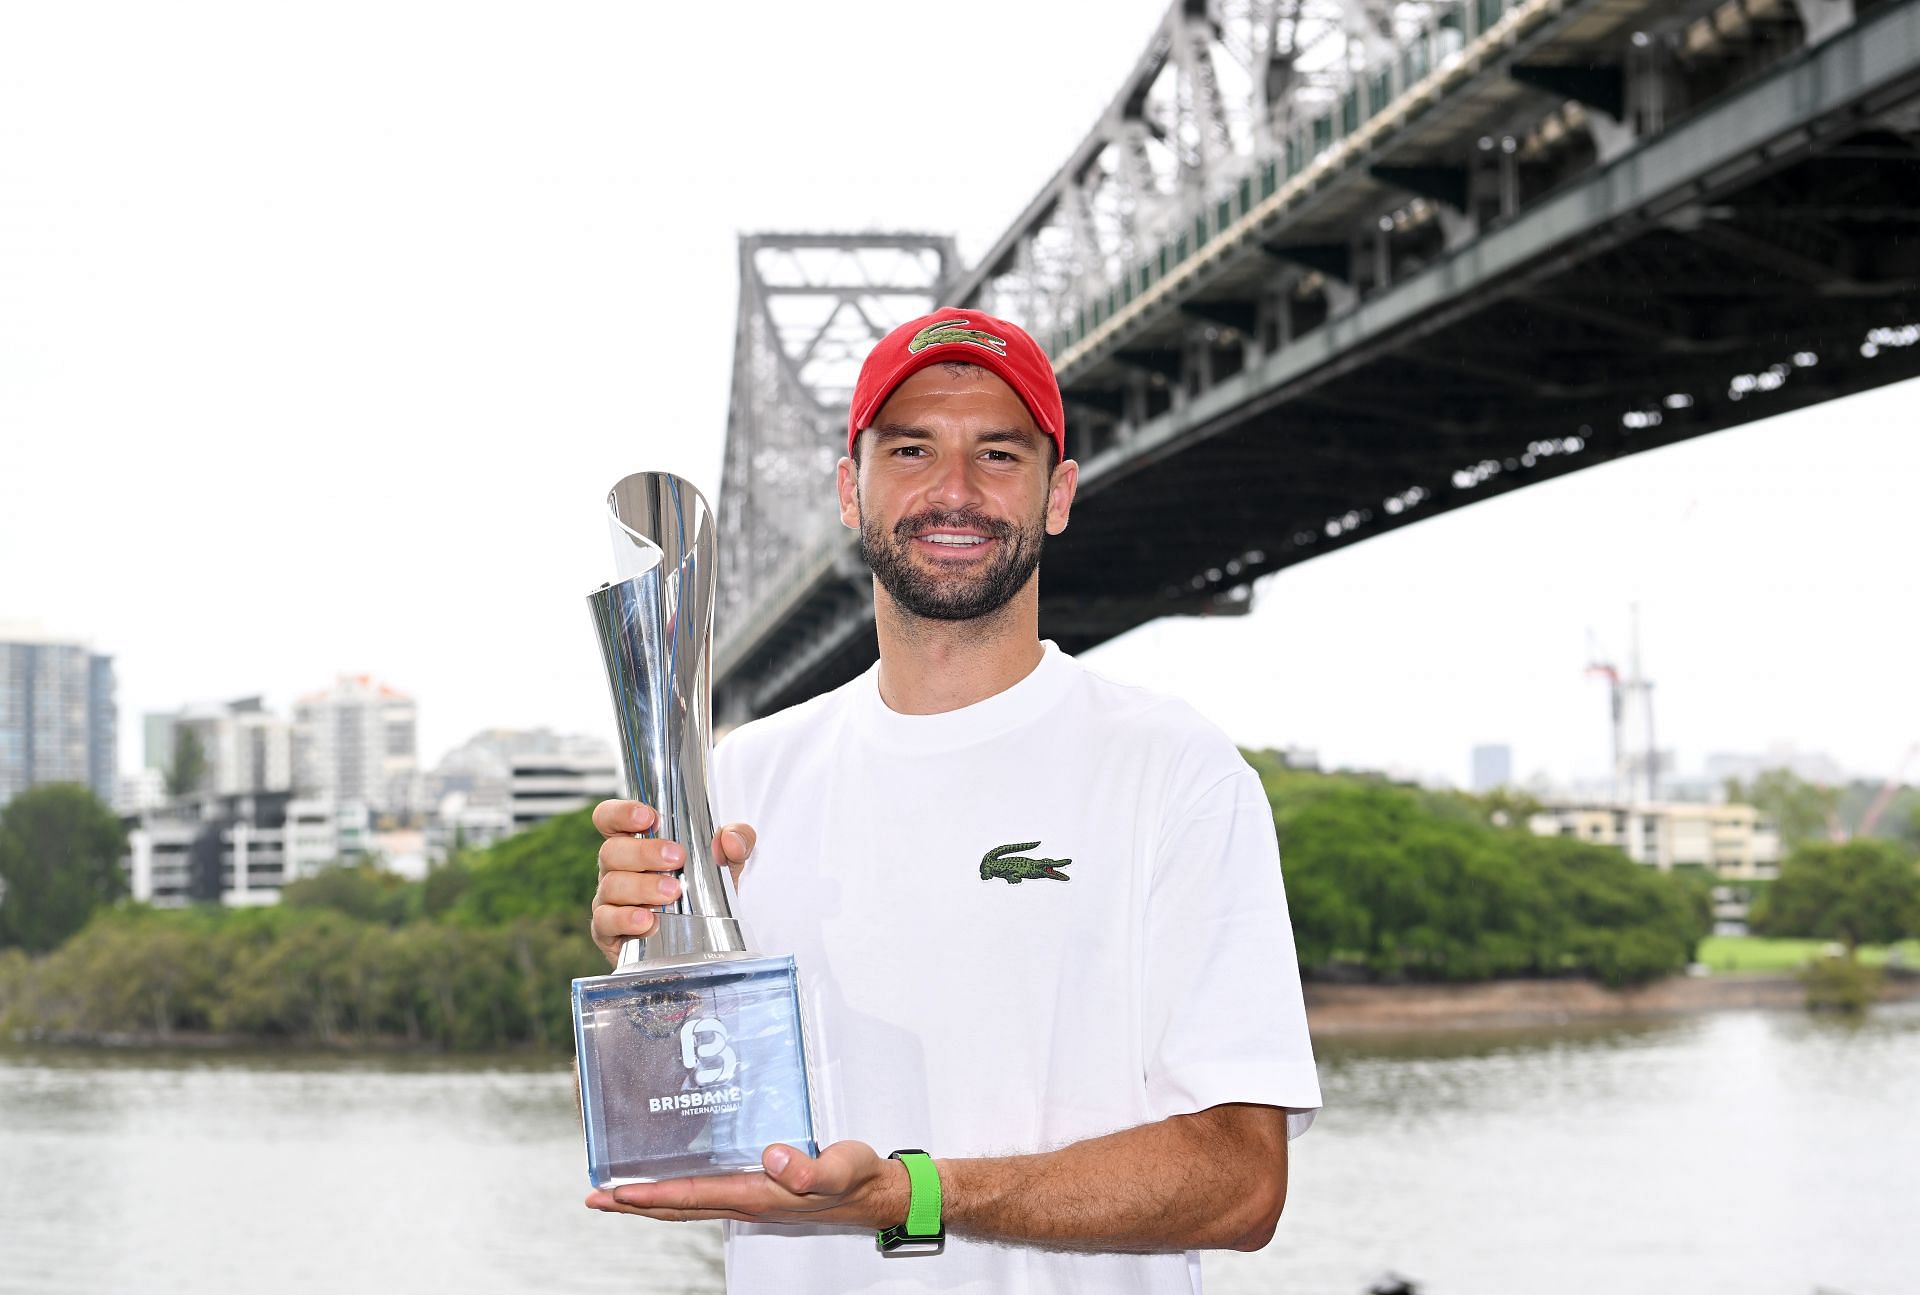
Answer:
[{"left": 4, "top": 2, "right": 1915, "bottom": 793}]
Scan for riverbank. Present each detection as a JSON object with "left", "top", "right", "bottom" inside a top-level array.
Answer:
[{"left": 1303, "top": 969, "right": 1920, "bottom": 1035}]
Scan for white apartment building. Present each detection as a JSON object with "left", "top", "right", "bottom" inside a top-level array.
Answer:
[
  {"left": 284, "top": 797, "right": 374, "bottom": 881},
  {"left": 424, "top": 790, "right": 515, "bottom": 862},
  {"left": 292, "top": 675, "right": 419, "bottom": 820},
  {"left": 144, "top": 697, "right": 292, "bottom": 797},
  {"left": 125, "top": 793, "right": 377, "bottom": 907},
  {"left": 1528, "top": 800, "right": 1783, "bottom": 877},
  {"left": 509, "top": 751, "right": 620, "bottom": 831}
]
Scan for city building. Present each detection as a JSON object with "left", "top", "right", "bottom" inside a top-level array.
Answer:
[
  {"left": 292, "top": 675, "right": 419, "bottom": 820},
  {"left": 284, "top": 797, "right": 374, "bottom": 880},
  {"left": 1471, "top": 743, "right": 1512, "bottom": 793},
  {"left": 1705, "top": 745, "right": 1847, "bottom": 789},
  {"left": 125, "top": 791, "right": 293, "bottom": 908},
  {"left": 125, "top": 792, "right": 379, "bottom": 907},
  {"left": 422, "top": 728, "right": 615, "bottom": 861},
  {"left": 423, "top": 790, "right": 515, "bottom": 863},
  {"left": 510, "top": 751, "right": 620, "bottom": 831},
  {"left": 114, "top": 766, "right": 168, "bottom": 815},
  {"left": 144, "top": 696, "right": 292, "bottom": 798},
  {"left": 1527, "top": 800, "right": 1782, "bottom": 876},
  {"left": 0, "top": 631, "right": 117, "bottom": 809}
]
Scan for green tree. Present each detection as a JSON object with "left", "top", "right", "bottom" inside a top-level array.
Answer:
[
  {"left": 455, "top": 808, "right": 603, "bottom": 925},
  {"left": 0, "top": 784, "right": 129, "bottom": 953},
  {"left": 1893, "top": 800, "right": 1920, "bottom": 856},
  {"left": 1260, "top": 764, "right": 1704, "bottom": 987},
  {"left": 1725, "top": 768, "right": 1840, "bottom": 849},
  {"left": 281, "top": 862, "right": 415, "bottom": 925},
  {"left": 1752, "top": 839, "right": 1920, "bottom": 950},
  {"left": 421, "top": 855, "right": 471, "bottom": 918},
  {"left": 165, "top": 727, "right": 209, "bottom": 798}
]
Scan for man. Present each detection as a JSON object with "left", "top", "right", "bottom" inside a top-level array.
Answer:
[{"left": 586, "top": 307, "right": 1321, "bottom": 1293}]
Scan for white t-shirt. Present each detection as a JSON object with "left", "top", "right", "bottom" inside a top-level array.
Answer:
[{"left": 713, "top": 642, "right": 1321, "bottom": 1295}]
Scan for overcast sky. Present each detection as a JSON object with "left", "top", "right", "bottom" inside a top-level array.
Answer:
[{"left": 4, "top": 1, "right": 1915, "bottom": 791}]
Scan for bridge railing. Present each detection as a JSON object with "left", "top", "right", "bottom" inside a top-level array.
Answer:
[{"left": 947, "top": 0, "right": 1544, "bottom": 371}]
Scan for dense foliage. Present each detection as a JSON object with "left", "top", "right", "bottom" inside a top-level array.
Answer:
[
  {"left": 0, "top": 764, "right": 1736, "bottom": 1047},
  {"left": 0, "top": 809, "right": 610, "bottom": 1049},
  {"left": 0, "top": 784, "right": 128, "bottom": 953},
  {"left": 1751, "top": 838, "right": 1920, "bottom": 949},
  {"left": 0, "top": 904, "right": 599, "bottom": 1048},
  {"left": 1249, "top": 755, "right": 1709, "bottom": 987}
]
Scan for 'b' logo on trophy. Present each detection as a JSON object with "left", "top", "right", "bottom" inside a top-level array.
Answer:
[{"left": 680, "top": 1016, "right": 737, "bottom": 1085}]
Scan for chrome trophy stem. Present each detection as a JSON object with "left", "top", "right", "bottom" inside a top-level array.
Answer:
[{"left": 587, "top": 472, "right": 747, "bottom": 968}]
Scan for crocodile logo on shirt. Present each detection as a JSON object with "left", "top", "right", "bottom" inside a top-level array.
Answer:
[{"left": 979, "top": 841, "right": 1071, "bottom": 883}]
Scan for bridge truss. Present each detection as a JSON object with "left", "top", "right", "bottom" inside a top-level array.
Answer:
[{"left": 716, "top": 0, "right": 1920, "bottom": 720}]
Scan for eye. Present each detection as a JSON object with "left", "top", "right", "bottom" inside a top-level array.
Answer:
[
  {"left": 891, "top": 444, "right": 928, "bottom": 458},
  {"left": 983, "top": 449, "right": 1016, "bottom": 462}
]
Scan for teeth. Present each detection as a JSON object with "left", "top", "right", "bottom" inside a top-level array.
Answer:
[{"left": 924, "top": 535, "right": 986, "bottom": 546}]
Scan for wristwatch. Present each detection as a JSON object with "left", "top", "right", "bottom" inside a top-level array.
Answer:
[{"left": 875, "top": 1149, "right": 944, "bottom": 1255}]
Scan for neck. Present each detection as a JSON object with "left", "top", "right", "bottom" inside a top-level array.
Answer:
[{"left": 871, "top": 578, "right": 1045, "bottom": 715}]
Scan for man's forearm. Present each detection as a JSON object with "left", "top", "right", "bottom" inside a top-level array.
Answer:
[{"left": 932, "top": 1103, "right": 1290, "bottom": 1253}]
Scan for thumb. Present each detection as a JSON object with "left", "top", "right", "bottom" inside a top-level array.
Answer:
[
  {"left": 763, "top": 1143, "right": 820, "bottom": 1193},
  {"left": 719, "top": 825, "right": 756, "bottom": 862}
]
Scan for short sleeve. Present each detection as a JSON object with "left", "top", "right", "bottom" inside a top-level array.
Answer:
[{"left": 1142, "top": 765, "right": 1322, "bottom": 1139}]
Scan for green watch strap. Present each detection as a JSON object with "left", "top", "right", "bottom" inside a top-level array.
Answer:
[
  {"left": 896, "top": 1151, "right": 941, "bottom": 1234},
  {"left": 876, "top": 1149, "right": 944, "bottom": 1254}
]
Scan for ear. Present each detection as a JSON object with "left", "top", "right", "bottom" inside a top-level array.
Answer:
[
  {"left": 837, "top": 455, "right": 860, "bottom": 531},
  {"left": 1044, "top": 459, "right": 1079, "bottom": 536}
]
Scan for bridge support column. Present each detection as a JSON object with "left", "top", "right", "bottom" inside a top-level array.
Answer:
[
  {"left": 1122, "top": 371, "right": 1150, "bottom": 439},
  {"left": 1184, "top": 331, "right": 1212, "bottom": 398}
]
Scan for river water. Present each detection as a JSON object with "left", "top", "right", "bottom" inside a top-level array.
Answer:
[{"left": 1, "top": 1004, "right": 1914, "bottom": 1295}]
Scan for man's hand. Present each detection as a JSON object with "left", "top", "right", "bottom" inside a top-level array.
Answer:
[
  {"left": 585, "top": 1141, "right": 908, "bottom": 1228},
  {"left": 590, "top": 799, "right": 757, "bottom": 967}
]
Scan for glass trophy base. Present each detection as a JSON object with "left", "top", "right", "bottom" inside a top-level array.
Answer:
[{"left": 573, "top": 953, "right": 817, "bottom": 1188}]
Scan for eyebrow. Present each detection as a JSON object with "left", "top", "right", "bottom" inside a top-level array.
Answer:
[{"left": 869, "top": 423, "right": 1041, "bottom": 449}]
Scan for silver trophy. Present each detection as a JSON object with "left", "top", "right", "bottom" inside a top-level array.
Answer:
[{"left": 572, "top": 472, "right": 818, "bottom": 1187}]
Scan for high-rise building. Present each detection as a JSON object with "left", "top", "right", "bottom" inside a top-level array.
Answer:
[
  {"left": 0, "top": 631, "right": 117, "bottom": 809},
  {"left": 1471, "top": 743, "right": 1513, "bottom": 793},
  {"left": 144, "top": 696, "right": 292, "bottom": 798},
  {"left": 292, "top": 675, "right": 419, "bottom": 820}
]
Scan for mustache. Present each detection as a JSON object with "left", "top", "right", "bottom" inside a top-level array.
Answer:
[{"left": 891, "top": 509, "right": 1017, "bottom": 541}]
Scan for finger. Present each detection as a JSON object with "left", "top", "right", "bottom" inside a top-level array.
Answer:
[
  {"left": 592, "top": 901, "right": 657, "bottom": 948},
  {"left": 596, "top": 870, "right": 683, "bottom": 909},
  {"left": 612, "top": 1173, "right": 780, "bottom": 1215},
  {"left": 592, "top": 799, "right": 657, "bottom": 840},
  {"left": 597, "top": 835, "right": 688, "bottom": 876},
  {"left": 716, "top": 823, "right": 757, "bottom": 863},
  {"left": 763, "top": 1143, "right": 831, "bottom": 1195},
  {"left": 585, "top": 1192, "right": 756, "bottom": 1223}
]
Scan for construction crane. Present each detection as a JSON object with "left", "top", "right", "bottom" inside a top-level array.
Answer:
[
  {"left": 1586, "top": 607, "right": 1659, "bottom": 805},
  {"left": 1583, "top": 652, "right": 1625, "bottom": 803},
  {"left": 1858, "top": 743, "right": 1919, "bottom": 837}
]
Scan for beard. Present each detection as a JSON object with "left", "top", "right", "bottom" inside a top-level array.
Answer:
[{"left": 859, "top": 497, "right": 1047, "bottom": 622}]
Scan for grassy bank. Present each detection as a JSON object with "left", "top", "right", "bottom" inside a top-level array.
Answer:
[{"left": 1695, "top": 935, "right": 1920, "bottom": 973}]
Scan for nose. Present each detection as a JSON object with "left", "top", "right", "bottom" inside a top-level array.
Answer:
[{"left": 925, "top": 449, "right": 983, "bottom": 512}]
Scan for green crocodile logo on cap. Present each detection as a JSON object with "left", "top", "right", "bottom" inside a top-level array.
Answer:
[
  {"left": 979, "top": 841, "right": 1071, "bottom": 883},
  {"left": 908, "top": 318, "right": 1009, "bottom": 358}
]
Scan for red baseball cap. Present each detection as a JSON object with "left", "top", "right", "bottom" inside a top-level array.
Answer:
[{"left": 847, "top": 308, "right": 1066, "bottom": 458}]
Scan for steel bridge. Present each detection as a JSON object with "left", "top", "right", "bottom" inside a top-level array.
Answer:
[{"left": 714, "top": 0, "right": 1920, "bottom": 722}]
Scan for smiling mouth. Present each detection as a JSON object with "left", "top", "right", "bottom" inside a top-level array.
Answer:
[{"left": 917, "top": 533, "right": 990, "bottom": 548}]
